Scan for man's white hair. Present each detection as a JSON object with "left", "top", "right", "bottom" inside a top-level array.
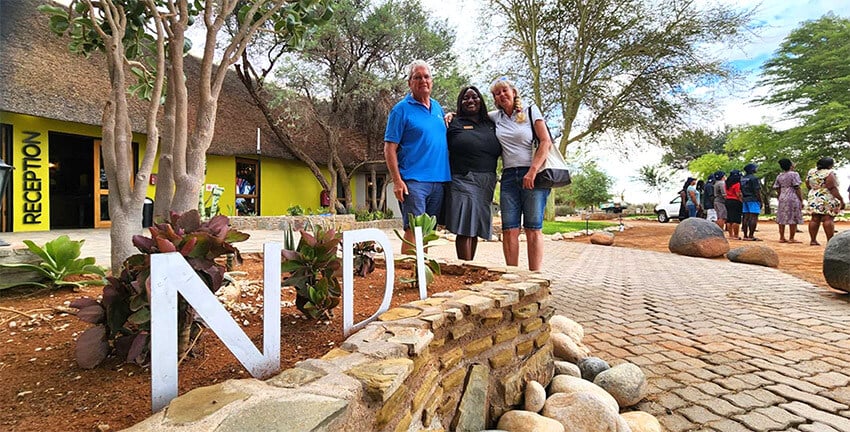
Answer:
[{"left": 407, "top": 60, "right": 432, "bottom": 80}]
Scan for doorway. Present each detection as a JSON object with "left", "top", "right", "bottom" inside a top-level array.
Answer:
[{"left": 48, "top": 133, "right": 95, "bottom": 228}]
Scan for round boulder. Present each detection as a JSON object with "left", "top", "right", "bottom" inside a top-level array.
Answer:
[
  {"left": 551, "top": 333, "right": 589, "bottom": 364},
  {"left": 497, "top": 410, "right": 565, "bottom": 432},
  {"left": 554, "top": 361, "right": 581, "bottom": 378},
  {"left": 727, "top": 245, "right": 779, "bottom": 267},
  {"left": 549, "top": 315, "right": 584, "bottom": 344},
  {"left": 590, "top": 231, "right": 615, "bottom": 246},
  {"left": 542, "top": 393, "right": 630, "bottom": 432},
  {"left": 579, "top": 357, "right": 611, "bottom": 382},
  {"left": 524, "top": 381, "right": 547, "bottom": 413},
  {"left": 621, "top": 411, "right": 662, "bottom": 432},
  {"left": 668, "top": 217, "right": 730, "bottom": 258},
  {"left": 548, "top": 375, "right": 619, "bottom": 412},
  {"left": 824, "top": 231, "right": 850, "bottom": 292},
  {"left": 593, "top": 363, "right": 647, "bottom": 408}
]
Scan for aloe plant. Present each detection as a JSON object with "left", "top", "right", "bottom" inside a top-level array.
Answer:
[
  {"left": 0, "top": 235, "right": 106, "bottom": 290},
  {"left": 281, "top": 226, "right": 342, "bottom": 320},
  {"left": 393, "top": 213, "right": 446, "bottom": 287},
  {"left": 70, "top": 210, "right": 249, "bottom": 369}
]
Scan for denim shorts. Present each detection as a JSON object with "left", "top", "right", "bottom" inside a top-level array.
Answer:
[
  {"left": 500, "top": 167, "right": 550, "bottom": 230},
  {"left": 400, "top": 180, "right": 445, "bottom": 229}
]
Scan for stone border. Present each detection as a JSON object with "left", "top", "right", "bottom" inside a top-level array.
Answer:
[
  {"left": 227, "top": 215, "right": 401, "bottom": 232},
  {"left": 128, "top": 270, "right": 553, "bottom": 431}
]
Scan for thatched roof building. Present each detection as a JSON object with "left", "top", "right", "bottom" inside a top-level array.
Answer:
[{"left": 0, "top": 0, "right": 375, "bottom": 166}]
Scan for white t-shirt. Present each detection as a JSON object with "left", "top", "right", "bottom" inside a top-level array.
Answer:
[{"left": 489, "top": 105, "right": 544, "bottom": 169}]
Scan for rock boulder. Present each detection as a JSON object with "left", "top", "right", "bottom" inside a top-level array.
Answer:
[
  {"left": 668, "top": 218, "right": 729, "bottom": 258},
  {"left": 727, "top": 245, "right": 779, "bottom": 267},
  {"left": 824, "top": 231, "right": 850, "bottom": 292}
]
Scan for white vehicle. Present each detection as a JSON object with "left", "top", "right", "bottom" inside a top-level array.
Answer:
[{"left": 654, "top": 195, "right": 683, "bottom": 223}]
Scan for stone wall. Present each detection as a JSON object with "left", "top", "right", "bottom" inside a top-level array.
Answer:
[
  {"left": 0, "top": 245, "right": 40, "bottom": 287},
  {"left": 228, "top": 215, "right": 402, "bottom": 232},
  {"left": 127, "top": 271, "right": 554, "bottom": 432}
]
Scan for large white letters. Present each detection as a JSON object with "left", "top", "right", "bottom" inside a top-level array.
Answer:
[{"left": 149, "top": 228, "right": 428, "bottom": 411}]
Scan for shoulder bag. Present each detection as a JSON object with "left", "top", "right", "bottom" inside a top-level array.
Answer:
[{"left": 528, "top": 107, "right": 571, "bottom": 188}]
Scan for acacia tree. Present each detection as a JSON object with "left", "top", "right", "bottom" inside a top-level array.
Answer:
[
  {"left": 569, "top": 162, "right": 613, "bottom": 211},
  {"left": 235, "top": 0, "right": 462, "bottom": 212},
  {"left": 634, "top": 164, "right": 672, "bottom": 200},
  {"left": 488, "top": 0, "right": 753, "bottom": 154},
  {"left": 755, "top": 14, "right": 850, "bottom": 164},
  {"left": 41, "top": 0, "right": 329, "bottom": 272}
]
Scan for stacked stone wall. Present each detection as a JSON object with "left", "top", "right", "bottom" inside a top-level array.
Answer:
[
  {"left": 227, "top": 214, "right": 402, "bottom": 232},
  {"left": 128, "top": 271, "right": 553, "bottom": 432}
]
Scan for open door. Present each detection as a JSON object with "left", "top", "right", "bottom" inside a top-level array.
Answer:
[{"left": 93, "top": 140, "right": 111, "bottom": 228}]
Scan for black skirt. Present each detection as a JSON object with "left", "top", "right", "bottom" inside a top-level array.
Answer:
[{"left": 444, "top": 171, "right": 497, "bottom": 238}]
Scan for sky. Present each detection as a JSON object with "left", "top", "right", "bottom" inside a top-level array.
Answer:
[{"left": 421, "top": 0, "right": 850, "bottom": 205}]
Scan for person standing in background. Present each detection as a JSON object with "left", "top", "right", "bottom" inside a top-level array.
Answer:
[
  {"left": 725, "top": 170, "right": 743, "bottom": 240},
  {"left": 773, "top": 158, "right": 804, "bottom": 243},
  {"left": 740, "top": 163, "right": 762, "bottom": 241},
  {"left": 806, "top": 157, "right": 845, "bottom": 245},
  {"left": 384, "top": 60, "right": 451, "bottom": 253},
  {"left": 713, "top": 171, "right": 727, "bottom": 230},
  {"left": 703, "top": 174, "right": 716, "bottom": 222}
]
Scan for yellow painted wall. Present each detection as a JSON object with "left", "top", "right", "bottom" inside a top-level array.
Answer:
[
  {"left": 0, "top": 112, "right": 146, "bottom": 232},
  {"left": 0, "top": 111, "right": 356, "bottom": 230}
]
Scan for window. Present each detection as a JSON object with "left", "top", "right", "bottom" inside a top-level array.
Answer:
[{"left": 235, "top": 158, "right": 259, "bottom": 215}]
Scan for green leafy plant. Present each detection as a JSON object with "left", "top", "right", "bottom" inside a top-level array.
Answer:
[
  {"left": 287, "top": 204, "right": 304, "bottom": 216},
  {"left": 393, "top": 213, "right": 446, "bottom": 287},
  {"left": 0, "top": 235, "right": 106, "bottom": 290},
  {"left": 69, "top": 210, "right": 249, "bottom": 369},
  {"left": 281, "top": 226, "right": 342, "bottom": 320},
  {"left": 352, "top": 241, "right": 379, "bottom": 277}
]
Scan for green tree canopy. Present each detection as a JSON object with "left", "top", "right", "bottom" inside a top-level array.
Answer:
[
  {"left": 568, "top": 162, "right": 613, "bottom": 210},
  {"left": 755, "top": 14, "right": 850, "bottom": 164},
  {"left": 489, "top": 0, "right": 754, "bottom": 154}
]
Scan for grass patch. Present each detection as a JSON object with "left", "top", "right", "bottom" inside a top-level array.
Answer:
[{"left": 542, "top": 220, "right": 617, "bottom": 234}]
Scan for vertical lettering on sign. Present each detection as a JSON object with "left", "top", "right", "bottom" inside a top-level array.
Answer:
[{"left": 20, "top": 131, "right": 43, "bottom": 224}]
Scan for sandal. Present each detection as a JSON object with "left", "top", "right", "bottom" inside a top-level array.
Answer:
[
  {"left": 779, "top": 239, "right": 788, "bottom": 243},
  {"left": 788, "top": 239, "right": 801, "bottom": 243}
]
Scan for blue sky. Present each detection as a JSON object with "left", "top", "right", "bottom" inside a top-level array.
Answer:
[{"left": 422, "top": 0, "right": 849, "bottom": 205}]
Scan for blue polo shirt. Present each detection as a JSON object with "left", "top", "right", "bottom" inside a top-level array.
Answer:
[{"left": 384, "top": 94, "right": 451, "bottom": 182}]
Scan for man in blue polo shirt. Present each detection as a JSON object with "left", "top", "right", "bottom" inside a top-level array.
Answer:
[{"left": 384, "top": 60, "right": 451, "bottom": 253}]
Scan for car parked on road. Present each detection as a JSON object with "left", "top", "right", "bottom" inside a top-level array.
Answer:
[{"left": 655, "top": 195, "right": 683, "bottom": 223}]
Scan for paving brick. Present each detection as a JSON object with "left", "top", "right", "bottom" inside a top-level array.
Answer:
[
  {"left": 706, "top": 419, "right": 752, "bottom": 432},
  {"left": 697, "top": 397, "right": 746, "bottom": 417},
  {"left": 757, "top": 371, "right": 824, "bottom": 394},
  {"left": 696, "top": 382, "right": 732, "bottom": 396},
  {"left": 745, "top": 388, "right": 787, "bottom": 405},
  {"left": 781, "top": 401, "right": 850, "bottom": 431},
  {"left": 767, "top": 384, "right": 849, "bottom": 413},
  {"left": 658, "top": 413, "right": 696, "bottom": 431},
  {"left": 723, "top": 392, "right": 769, "bottom": 410},
  {"left": 673, "top": 387, "right": 713, "bottom": 403},
  {"left": 714, "top": 376, "right": 755, "bottom": 392},
  {"left": 734, "top": 411, "right": 785, "bottom": 431},
  {"left": 804, "top": 372, "right": 850, "bottom": 389},
  {"left": 655, "top": 392, "right": 689, "bottom": 410},
  {"left": 798, "top": 423, "right": 842, "bottom": 432},
  {"left": 752, "top": 406, "right": 805, "bottom": 429},
  {"left": 747, "top": 358, "right": 808, "bottom": 378},
  {"left": 680, "top": 405, "right": 723, "bottom": 424}
]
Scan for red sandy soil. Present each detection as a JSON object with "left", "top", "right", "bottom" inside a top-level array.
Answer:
[{"left": 0, "top": 257, "right": 497, "bottom": 432}]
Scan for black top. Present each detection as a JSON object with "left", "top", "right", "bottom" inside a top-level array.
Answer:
[
  {"left": 446, "top": 117, "right": 501, "bottom": 174},
  {"left": 740, "top": 173, "right": 760, "bottom": 202}
]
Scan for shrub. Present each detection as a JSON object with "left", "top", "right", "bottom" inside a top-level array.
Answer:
[
  {"left": 393, "top": 213, "right": 446, "bottom": 287},
  {"left": 69, "top": 210, "right": 249, "bottom": 369},
  {"left": 281, "top": 226, "right": 342, "bottom": 320},
  {"left": 353, "top": 241, "right": 379, "bottom": 277},
  {"left": 0, "top": 235, "right": 106, "bottom": 290},
  {"left": 287, "top": 205, "right": 304, "bottom": 216}
]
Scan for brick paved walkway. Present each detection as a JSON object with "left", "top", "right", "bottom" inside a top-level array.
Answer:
[
  {"left": 430, "top": 240, "right": 850, "bottom": 432},
  {"left": 6, "top": 229, "right": 850, "bottom": 430}
]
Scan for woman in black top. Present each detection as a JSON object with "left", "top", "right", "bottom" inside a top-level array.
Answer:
[{"left": 445, "top": 86, "right": 502, "bottom": 260}]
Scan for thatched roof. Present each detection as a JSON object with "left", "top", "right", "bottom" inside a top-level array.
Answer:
[{"left": 0, "top": 0, "right": 373, "bottom": 166}]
